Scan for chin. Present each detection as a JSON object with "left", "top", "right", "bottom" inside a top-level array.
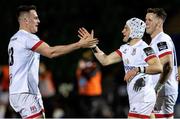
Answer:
[
  {"left": 123, "top": 38, "right": 128, "bottom": 42},
  {"left": 33, "top": 29, "right": 38, "bottom": 33},
  {"left": 146, "top": 29, "right": 151, "bottom": 34}
]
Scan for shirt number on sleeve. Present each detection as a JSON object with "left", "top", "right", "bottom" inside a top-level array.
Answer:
[{"left": 9, "top": 47, "right": 14, "bottom": 66}]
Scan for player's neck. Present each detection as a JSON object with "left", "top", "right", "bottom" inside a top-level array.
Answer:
[
  {"left": 151, "top": 27, "right": 163, "bottom": 39},
  {"left": 129, "top": 38, "right": 141, "bottom": 46},
  {"left": 19, "top": 25, "right": 30, "bottom": 33}
]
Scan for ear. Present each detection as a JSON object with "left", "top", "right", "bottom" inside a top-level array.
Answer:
[
  {"left": 23, "top": 17, "right": 29, "bottom": 23},
  {"left": 157, "top": 18, "right": 163, "bottom": 27}
]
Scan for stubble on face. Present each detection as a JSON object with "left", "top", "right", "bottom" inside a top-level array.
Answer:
[{"left": 28, "top": 10, "right": 40, "bottom": 33}]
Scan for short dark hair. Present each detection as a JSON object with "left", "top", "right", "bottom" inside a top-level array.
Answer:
[
  {"left": 16, "top": 5, "right": 37, "bottom": 19},
  {"left": 147, "top": 8, "right": 167, "bottom": 22}
]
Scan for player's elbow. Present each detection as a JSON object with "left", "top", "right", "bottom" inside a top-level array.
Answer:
[
  {"left": 47, "top": 52, "right": 60, "bottom": 59},
  {"left": 46, "top": 54, "right": 54, "bottom": 59},
  {"left": 101, "top": 62, "right": 109, "bottom": 66},
  {"left": 45, "top": 48, "right": 58, "bottom": 59},
  {"left": 101, "top": 59, "right": 112, "bottom": 66}
]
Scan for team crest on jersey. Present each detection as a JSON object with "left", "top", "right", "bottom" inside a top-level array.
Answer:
[
  {"left": 157, "top": 42, "right": 168, "bottom": 51},
  {"left": 131, "top": 48, "right": 136, "bottom": 56},
  {"left": 143, "top": 47, "right": 155, "bottom": 56},
  {"left": 123, "top": 49, "right": 127, "bottom": 54}
]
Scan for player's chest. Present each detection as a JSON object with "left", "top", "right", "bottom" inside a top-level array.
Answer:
[{"left": 121, "top": 47, "right": 141, "bottom": 64}]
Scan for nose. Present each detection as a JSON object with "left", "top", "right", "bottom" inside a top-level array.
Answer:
[
  {"left": 38, "top": 19, "right": 40, "bottom": 23},
  {"left": 122, "top": 29, "right": 125, "bottom": 34}
]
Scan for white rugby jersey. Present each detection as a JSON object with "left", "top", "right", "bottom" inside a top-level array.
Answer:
[
  {"left": 150, "top": 32, "right": 178, "bottom": 96},
  {"left": 116, "top": 40, "right": 157, "bottom": 103},
  {"left": 8, "top": 30, "right": 43, "bottom": 94}
]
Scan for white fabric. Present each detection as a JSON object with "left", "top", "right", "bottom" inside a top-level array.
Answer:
[
  {"left": 126, "top": 17, "right": 146, "bottom": 39},
  {"left": 153, "top": 94, "right": 178, "bottom": 115},
  {"left": 116, "top": 40, "right": 156, "bottom": 105},
  {"left": 150, "top": 32, "right": 179, "bottom": 96},
  {"left": 129, "top": 101, "right": 156, "bottom": 117},
  {"left": 8, "top": 29, "right": 42, "bottom": 94},
  {"left": 9, "top": 93, "right": 44, "bottom": 118}
]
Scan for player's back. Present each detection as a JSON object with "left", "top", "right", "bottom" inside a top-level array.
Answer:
[{"left": 8, "top": 30, "right": 41, "bottom": 95}]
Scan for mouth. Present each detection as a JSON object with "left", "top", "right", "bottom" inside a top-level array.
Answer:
[
  {"left": 146, "top": 25, "right": 150, "bottom": 29},
  {"left": 123, "top": 34, "right": 126, "bottom": 37}
]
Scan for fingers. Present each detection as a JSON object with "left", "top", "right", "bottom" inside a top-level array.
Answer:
[
  {"left": 124, "top": 74, "right": 132, "bottom": 82},
  {"left": 124, "top": 69, "right": 137, "bottom": 82},
  {"left": 78, "top": 27, "right": 91, "bottom": 39},
  {"left": 78, "top": 34, "right": 83, "bottom": 39},
  {"left": 85, "top": 40, "right": 98, "bottom": 48},
  {"left": 91, "top": 30, "right": 94, "bottom": 38},
  {"left": 78, "top": 29, "right": 87, "bottom": 38},
  {"left": 124, "top": 71, "right": 133, "bottom": 81},
  {"left": 81, "top": 27, "right": 89, "bottom": 34}
]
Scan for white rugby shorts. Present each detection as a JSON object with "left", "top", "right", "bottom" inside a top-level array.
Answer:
[
  {"left": 153, "top": 94, "right": 178, "bottom": 118},
  {"left": 128, "top": 101, "right": 156, "bottom": 118},
  {"left": 9, "top": 93, "right": 44, "bottom": 118}
]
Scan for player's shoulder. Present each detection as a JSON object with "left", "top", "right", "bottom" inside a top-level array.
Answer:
[
  {"left": 158, "top": 32, "right": 172, "bottom": 42},
  {"left": 139, "top": 40, "right": 148, "bottom": 46},
  {"left": 13, "top": 30, "right": 39, "bottom": 41},
  {"left": 135, "top": 40, "right": 149, "bottom": 50},
  {"left": 11, "top": 30, "right": 28, "bottom": 40},
  {"left": 120, "top": 43, "right": 129, "bottom": 50}
]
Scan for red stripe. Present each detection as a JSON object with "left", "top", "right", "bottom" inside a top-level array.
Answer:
[
  {"left": 159, "top": 51, "right": 172, "bottom": 58},
  {"left": 115, "top": 50, "right": 122, "bottom": 57},
  {"left": 26, "top": 110, "right": 43, "bottom": 119},
  {"left": 128, "top": 113, "right": 150, "bottom": 118},
  {"left": 155, "top": 113, "right": 174, "bottom": 118},
  {"left": 145, "top": 54, "right": 157, "bottom": 62},
  {"left": 31, "top": 40, "right": 43, "bottom": 51}
]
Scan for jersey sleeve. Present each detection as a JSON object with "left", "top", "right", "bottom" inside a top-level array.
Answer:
[
  {"left": 115, "top": 49, "right": 122, "bottom": 57},
  {"left": 155, "top": 41, "right": 172, "bottom": 58},
  {"left": 142, "top": 46, "right": 157, "bottom": 62},
  {"left": 26, "top": 34, "right": 44, "bottom": 51},
  {"left": 115, "top": 46, "right": 123, "bottom": 57}
]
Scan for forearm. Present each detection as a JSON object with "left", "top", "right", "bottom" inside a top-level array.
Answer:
[
  {"left": 144, "top": 64, "right": 163, "bottom": 74},
  {"left": 158, "top": 62, "right": 172, "bottom": 84},
  {"left": 49, "top": 42, "right": 81, "bottom": 58},
  {"left": 154, "top": 62, "right": 172, "bottom": 93},
  {"left": 92, "top": 47, "right": 109, "bottom": 66}
]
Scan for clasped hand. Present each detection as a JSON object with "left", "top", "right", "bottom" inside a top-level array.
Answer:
[{"left": 78, "top": 27, "right": 98, "bottom": 48}]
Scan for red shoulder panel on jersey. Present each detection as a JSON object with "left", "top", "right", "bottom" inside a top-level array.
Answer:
[
  {"left": 145, "top": 54, "right": 157, "bottom": 62},
  {"left": 31, "top": 40, "right": 44, "bottom": 51},
  {"left": 115, "top": 50, "right": 122, "bottom": 57},
  {"left": 159, "top": 51, "right": 172, "bottom": 58},
  {"left": 128, "top": 113, "right": 150, "bottom": 118}
]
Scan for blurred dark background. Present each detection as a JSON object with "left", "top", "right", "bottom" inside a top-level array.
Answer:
[{"left": 0, "top": 0, "right": 180, "bottom": 118}]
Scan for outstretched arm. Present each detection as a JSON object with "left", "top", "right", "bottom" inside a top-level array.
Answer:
[
  {"left": 91, "top": 46, "right": 121, "bottom": 66},
  {"left": 78, "top": 27, "right": 122, "bottom": 66},
  {"left": 34, "top": 36, "right": 98, "bottom": 58}
]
